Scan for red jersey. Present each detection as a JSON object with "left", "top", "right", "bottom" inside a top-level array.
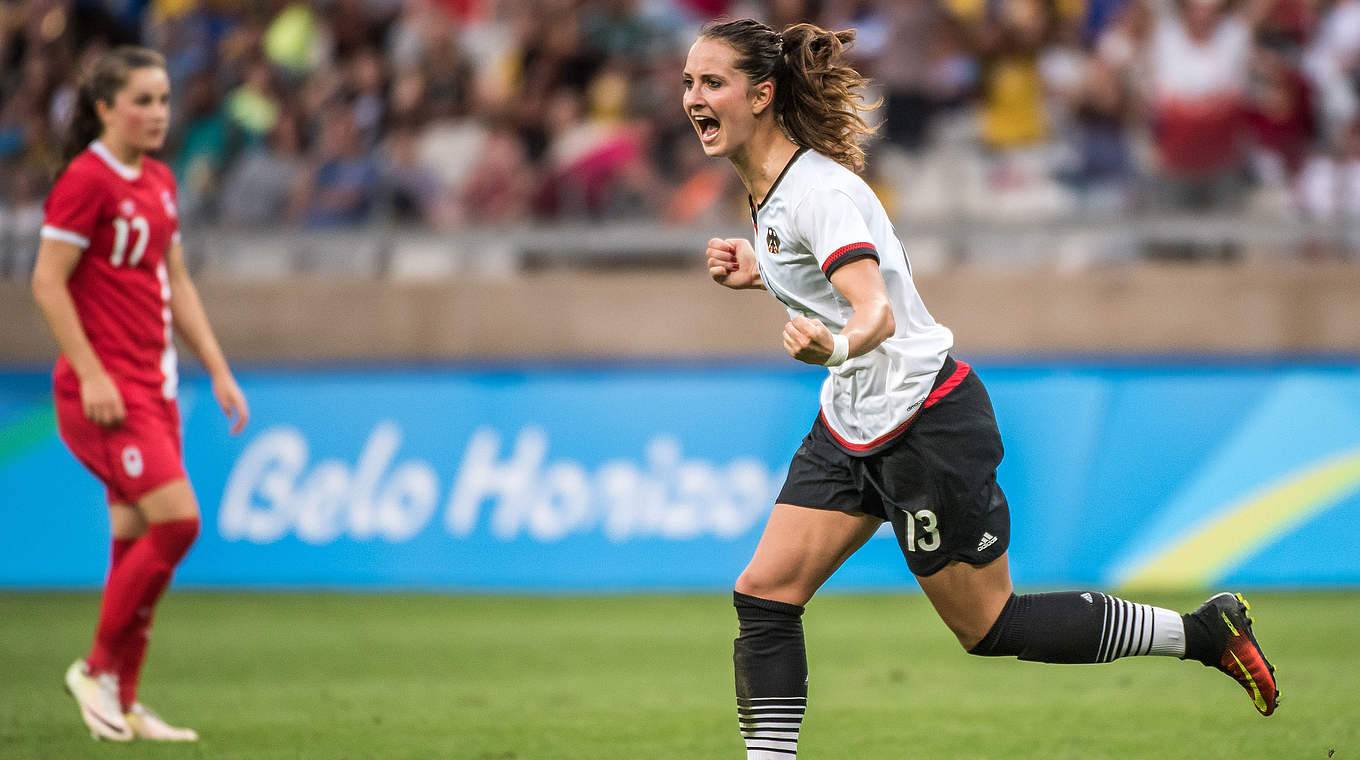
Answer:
[{"left": 42, "top": 141, "right": 181, "bottom": 399}]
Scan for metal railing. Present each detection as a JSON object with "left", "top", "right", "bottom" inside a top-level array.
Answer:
[{"left": 5, "top": 213, "right": 1360, "bottom": 281}]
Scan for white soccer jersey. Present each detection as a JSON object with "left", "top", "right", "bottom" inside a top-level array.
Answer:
[{"left": 752, "top": 148, "right": 954, "bottom": 452}]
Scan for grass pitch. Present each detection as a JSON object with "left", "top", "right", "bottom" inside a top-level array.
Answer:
[{"left": 0, "top": 590, "right": 1355, "bottom": 759}]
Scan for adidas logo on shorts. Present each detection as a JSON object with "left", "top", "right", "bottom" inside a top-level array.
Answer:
[{"left": 976, "top": 532, "right": 997, "bottom": 552}]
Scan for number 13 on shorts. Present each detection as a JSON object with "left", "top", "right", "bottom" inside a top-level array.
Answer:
[{"left": 901, "top": 508, "right": 940, "bottom": 552}]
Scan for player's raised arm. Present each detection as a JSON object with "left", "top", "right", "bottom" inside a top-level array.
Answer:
[
  {"left": 165, "top": 240, "right": 249, "bottom": 434},
  {"left": 31, "top": 238, "right": 126, "bottom": 427}
]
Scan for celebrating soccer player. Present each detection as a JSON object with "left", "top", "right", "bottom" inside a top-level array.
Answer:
[
  {"left": 31, "top": 46, "right": 249, "bottom": 742},
  {"left": 686, "top": 19, "right": 1278, "bottom": 759}
]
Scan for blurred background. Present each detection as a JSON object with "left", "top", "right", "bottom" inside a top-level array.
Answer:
[
  {"left": 6, "top": 0, "right": 1360, "bottom": 271},
  {"left": 3, "top": 0, "right": 1360, "bottom": 593}
]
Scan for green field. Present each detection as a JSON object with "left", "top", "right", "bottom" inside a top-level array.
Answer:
[{"left": 1, "top": 590, "right": 1355, "bottom": 759}]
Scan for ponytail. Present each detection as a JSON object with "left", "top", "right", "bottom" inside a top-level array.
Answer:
[
  {"left": 775, "top": 24, "right": 877, "bottom": 173},
  {"left": 58, "top": 46, "right": 166, "bottom": 171},
  {"left": 699, "top": 19, "right": 879, "bottom": 172},
  {"left": 61, "top": 82, "right": 105, "bottom": 167}
]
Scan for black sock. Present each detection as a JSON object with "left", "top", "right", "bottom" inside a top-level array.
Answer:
[
  {"left": 734, "top": 591, "right": 806, "bottom": 758},
  {"left": 1180, "top": 610, "right": 1217, "bottom": 664},
  {"left": 969, "top": 592, "right": 1186, "bottom": 663}
]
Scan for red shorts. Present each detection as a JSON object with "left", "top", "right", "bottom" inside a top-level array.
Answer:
[{"left": 54, "top": 381, "right": 186, "bottom": 504}]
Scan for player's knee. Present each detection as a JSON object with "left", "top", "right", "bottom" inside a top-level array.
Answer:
[
  {"left": 966, "top": 593, "right": 1021, "bottom": 657},
  {"left": 147, "top": 517, "right": 200, "bottom": 566},
  {"left": 927, "top": 592, "right": 1010, "bottom": 652},
  {"left": 942, "top": 614, "right": 994, "bottom": 653},
  {"left": 733, "top": 569, "right": 772, "bottom": 600},
  {"left": 179, "top": 516, "right": 201, "bottom": 546},
  {"left": 954, "top": 627, "right": 989, "bottom": 653},
  {"left": 734, "top": 569, "right": 811, "bottom": 607}
]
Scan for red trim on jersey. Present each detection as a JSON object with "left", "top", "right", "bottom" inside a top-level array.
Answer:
[
  {"left": 923, "top": 360, "right": 971, "bottom": 409},
  {"left": 818, "top": 408, "right": 919, "bottom": 452},
  {"left": 821, "top": 242, "right": 876, "bottom": 274},
  {"left": 819, "top": 359, "right": 972, "bottom": 451}
]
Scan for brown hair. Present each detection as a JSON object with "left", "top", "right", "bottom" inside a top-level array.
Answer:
[
  {"left": 61, "top": 46, "right": 167, "bottom": 166},
  {"left": 699, "top": 19, "right": 878, "bottom": 172}
]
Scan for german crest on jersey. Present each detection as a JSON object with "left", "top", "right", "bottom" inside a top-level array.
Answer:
[{"left": 766, "top": 227, "right": 781, "bottom": 255}]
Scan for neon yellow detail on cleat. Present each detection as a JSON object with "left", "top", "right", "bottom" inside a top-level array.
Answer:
[
  {"left": 1220, "top": 611, "right": 1240, "bottom": 637},
  {"left": 1229, "top": 650, "right": 1268, "bottom": 714}
]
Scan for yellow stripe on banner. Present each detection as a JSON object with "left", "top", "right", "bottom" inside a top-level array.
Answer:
[{"left": 1118, "top": 448, "right": 1360, "bottom": 591}]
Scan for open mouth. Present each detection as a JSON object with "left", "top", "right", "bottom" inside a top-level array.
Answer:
[{"left": 693, "top": 115, "right": 721, "bottom": 143}]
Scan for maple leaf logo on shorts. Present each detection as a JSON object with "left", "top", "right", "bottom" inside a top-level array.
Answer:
[{"left": 122, "top": 445, "right": 144, "bottom": 478}]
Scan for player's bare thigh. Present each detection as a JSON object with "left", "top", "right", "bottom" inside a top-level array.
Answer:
[
  {"left": 735, "top": 503, "right": 882, "bottom": 606},
  {"left": 109, "top": 503, "right": 147, "bottom": 540},
  {"left": 916, "top": 552, "right": 1014, "bottom": 650},
  {"left": 134, "top": 478, "right": 200, "bottom": 525}
]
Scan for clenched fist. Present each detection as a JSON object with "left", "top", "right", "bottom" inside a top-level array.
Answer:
[
  {"left": 783, "top": 316, "right": 835, "bottom": 365},
  {"left": 706, "top": 238, "right": 762, "bottom": 289}
]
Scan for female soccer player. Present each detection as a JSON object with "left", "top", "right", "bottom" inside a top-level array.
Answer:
[
  {"left": 685, "top": 19, "right": 1278, "bottom": 758},
  {"left": 31, "top": 46, "right": 249, "bottom": 743}
]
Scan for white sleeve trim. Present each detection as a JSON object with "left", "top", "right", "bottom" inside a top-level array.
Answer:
[
  {"left": 172, "top": 230, "right": 182, "bottom": 245},
  {"left": 40, "top": 225, "right": 90, "bottom": 249}
]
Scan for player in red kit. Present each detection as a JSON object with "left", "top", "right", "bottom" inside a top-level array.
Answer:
[{"left": 30, "top": 46, "right": 249, "bottom": 743}]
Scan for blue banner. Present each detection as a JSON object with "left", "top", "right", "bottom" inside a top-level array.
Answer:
[{"left": 3, "top": 361, "right": 1359, "bottom": 591}]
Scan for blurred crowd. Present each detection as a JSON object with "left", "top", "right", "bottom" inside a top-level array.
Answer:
[{"left": 6, "top": 0, "right": 1360, "bottom": 247}]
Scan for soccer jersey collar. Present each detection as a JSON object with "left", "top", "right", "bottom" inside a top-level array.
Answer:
[
  {"left": 748, "top": 147, "right": 810, "bottom": 224},
  {"left": 90, "top": 140, "right": 142, "bottom": 181}
]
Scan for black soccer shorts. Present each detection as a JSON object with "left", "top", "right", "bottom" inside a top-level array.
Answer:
[{"left": 776, "top": 360, "right": 1010, "bottom": 576}]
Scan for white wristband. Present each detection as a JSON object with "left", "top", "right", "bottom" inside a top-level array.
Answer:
[{"left": 823, "top": 333, "right": 850, "bottom": 367}]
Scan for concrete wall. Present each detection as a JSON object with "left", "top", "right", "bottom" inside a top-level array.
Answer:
[{"left": 4, "top": 263, "right": 1360, "bottom": 362}]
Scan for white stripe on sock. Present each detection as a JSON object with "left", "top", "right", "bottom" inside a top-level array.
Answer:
[
  {"left": 1099, "top": 598, "right": 1185, "bottom": 660},
  {"left": 740, "top": 697, "right": 803, "bottom": 758},
  {"left": 1148, "top": 606, "right": 1186, "bottom": 657}
]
